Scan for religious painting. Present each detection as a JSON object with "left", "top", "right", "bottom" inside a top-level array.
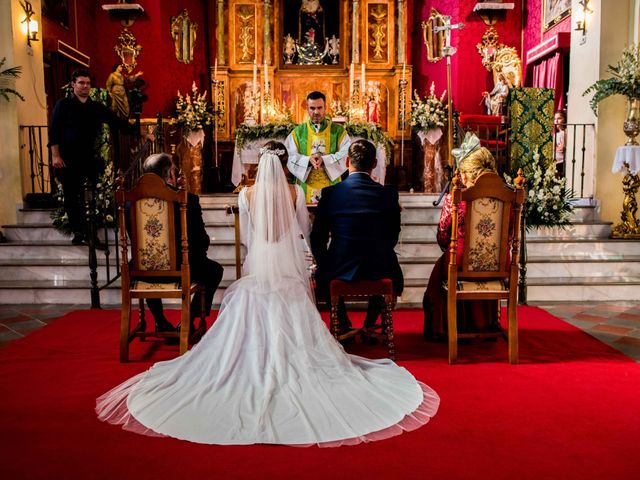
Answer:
[
  {"left": 543, "top": 0, "right": 571, "bottom": 32},
  {"left": 42, "top": 0, "right": 69, "bottom": 29},
  {"left": 281, "top": 0, "right": 340, "bottom": 66}
]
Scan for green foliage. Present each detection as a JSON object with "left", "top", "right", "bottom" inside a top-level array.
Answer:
[
  {"left": 0, "top": 57, "right": 25, "bottom": 101},
  {"left": 234, "top": 121, "right": 297, "bottom": 150},
  {"left": 344, "top": 122, "right": 394, "bottom": 164},
  {"left": 583, "top": 44, "right": 640, "bottom": 114},
  {"left": 505, "top": 149, "right": 573, "bottom": 229}
]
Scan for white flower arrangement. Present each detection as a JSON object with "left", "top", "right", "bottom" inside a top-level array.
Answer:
[
  {"left": 505, "top": 148, "right": 573, "bottom": 228},
  {"left": 410, "top": 82, "right": 447, "bottom": 132},
  {"left": 176, "top": 82, "right": 213, "bottom": 132}
]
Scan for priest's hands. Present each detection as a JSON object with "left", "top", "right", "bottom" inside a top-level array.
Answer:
[{"left": 310, "top": 153, "right": 324, "bottom": 170}]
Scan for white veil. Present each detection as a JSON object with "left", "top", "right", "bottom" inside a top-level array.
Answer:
[{"left": 242, "top": 152, "right": 313, "bottom": 299}]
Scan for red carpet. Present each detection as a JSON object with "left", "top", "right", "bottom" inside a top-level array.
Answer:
[{"left": 1, "top": 307, "right": 639, "bottom": 479}]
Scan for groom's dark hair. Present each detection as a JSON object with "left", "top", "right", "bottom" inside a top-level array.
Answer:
[{"left": 348, "top": 139, "right": 376, "bottom": 172}]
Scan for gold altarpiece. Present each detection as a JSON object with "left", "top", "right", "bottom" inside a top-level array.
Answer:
[{"left": 211, "top": 0, "right": 412, "bottom": 145}]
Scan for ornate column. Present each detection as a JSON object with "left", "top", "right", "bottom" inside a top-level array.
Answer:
[
  {"left": 263, "top": 0, "right": 272, "bottom": 64},
  {"left": 216, "top": 0, "right": 225, "bottom": 64},
  {"left": 351, "top": 0, "right": 360, "bottom": 64},
  {"left": 396, "top": 0, "right": 406, "bottom": 64}
]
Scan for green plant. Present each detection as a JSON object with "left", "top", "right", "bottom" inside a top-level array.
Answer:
[
  {"left": 176, "top": 82, "right": 213, "bottom": 132},
  {"left": 0, "top": 57, "right": 25, "bottom": 101},
  {"left": 344, "top": 121, "right": 394, "bottom": 164},
  {"left": 410, "top": 82, "right": 447, "bottom": 131},
  {"left": 234, "top": 121, "right": 297, "bottom": 150},
  {"left": 505, "top": 148, "right": 573, "bottom": 229},
  {"left": 583, "top": 44, "right": 640, "bottom": 114}
]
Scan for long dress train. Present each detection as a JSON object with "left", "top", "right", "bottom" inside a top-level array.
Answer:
[{"left": 96, "top": 160, "right": 439, "bottom": 446}]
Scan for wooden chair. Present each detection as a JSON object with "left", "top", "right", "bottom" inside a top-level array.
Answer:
[
  {"left": 446, "top": 170, "right": 525, "bottom": 364},
  {"left": 117, "top": 172, "right": 206, "bottom": 362},
  {"left": 329, "top": 279, "right": 397, "bottom": 359}
]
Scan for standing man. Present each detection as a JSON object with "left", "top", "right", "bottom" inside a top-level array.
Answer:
[
  {"left": 285, "top": 91, "right": 351, "bottom": 203},
  {"left": 311, "top": 139, "right": 404, "bottom": 335},
  {"left": 140, "top": 153, "right": 224, "bottom": 334},
  {"left": 49, "top": 69, "right": 131, "bottom": 245}
]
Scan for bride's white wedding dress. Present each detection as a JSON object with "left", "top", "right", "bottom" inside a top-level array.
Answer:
[{"left": 96, "top": 154, "right": 439, "bottom": 446}]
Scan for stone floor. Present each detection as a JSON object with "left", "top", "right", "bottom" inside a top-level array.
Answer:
[{"left": 1, "top": 302, "right": 639, "bottom": 362}]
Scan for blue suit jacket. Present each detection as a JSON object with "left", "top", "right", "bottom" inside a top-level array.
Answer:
[{"left": 311, "top": 172, "right": 404, "bottom": 293}]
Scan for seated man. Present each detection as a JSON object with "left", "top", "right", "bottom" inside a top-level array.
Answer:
[
  {"left": 311, "top": 140, "right": 404, "bottom": 336},
  {"left": 139, "top": 153, "right": 224, "bottom": 334}
]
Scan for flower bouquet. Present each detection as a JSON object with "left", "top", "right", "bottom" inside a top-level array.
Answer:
[
  {"left": 175, "top": 82, "right": 213, "bottom": 132},
  {"left": 410, "top": 82, "right": 447, "bottom": 132}
]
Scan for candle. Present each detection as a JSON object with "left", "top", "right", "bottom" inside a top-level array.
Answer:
[
  {"left": 214, "top": 58, "right": 218, "bottom": 80},
  {"left": 349, "top": 63, "right": 354, "bottom": 96},
  {"left": 360, "top": 63, "right": 365, "bottom": 91},
  {"left": 402, "top": 62, "right": 406, "bottom": 81},
  {"left": 264, "top": 61, "right": 268, "bottom": 95},
  {"left": 252, "top": 61, "right": 258, "bottom": 95}
]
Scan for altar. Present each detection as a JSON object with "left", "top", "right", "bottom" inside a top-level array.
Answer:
[
  {"left": 209, "top": 0, "right": 412, "bottom": 189},
  {"left": 231, "top": 133, "right": 389, "bottom": 189}
]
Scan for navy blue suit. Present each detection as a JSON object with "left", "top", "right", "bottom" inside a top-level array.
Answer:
[{"left": 311, "top": 172, "right": 404, "bottom": 328}]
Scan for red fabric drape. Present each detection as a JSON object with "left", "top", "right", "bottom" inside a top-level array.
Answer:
[{"left": 532, "top": 52, "right": 564, "bottom": 111}]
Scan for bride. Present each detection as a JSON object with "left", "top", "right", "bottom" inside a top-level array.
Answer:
[{"left": 96, "top": 142, "right": 440, "bottom": 446}]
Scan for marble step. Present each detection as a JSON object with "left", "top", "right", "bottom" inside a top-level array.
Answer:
[
  {"left": 1, "top": 271, "right": 639, "bottom": 305},
  {"left": 3, "top": 219, "right": 614, "bottom": 243},
  {"left": 0, "top": 258, "right": 241, "bottom": 282}
]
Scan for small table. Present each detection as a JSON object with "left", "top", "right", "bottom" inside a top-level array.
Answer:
[{"left": 611, "top": 145, "right": 640, "bottom": 239}]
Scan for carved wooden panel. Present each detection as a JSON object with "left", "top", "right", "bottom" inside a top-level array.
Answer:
[
  {"left": 232, "top": 3, "right": 258, "bottom": 64},
  {"left": 364, "top": 0, "right": 394, "bottom": 66}
]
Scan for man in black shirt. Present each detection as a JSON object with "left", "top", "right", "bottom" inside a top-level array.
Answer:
[{"left": 49, "top": 69, "right": 130, "bottom": 244}]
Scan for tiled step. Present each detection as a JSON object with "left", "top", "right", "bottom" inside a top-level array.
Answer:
[{"left": 526, "top": 276, "right": 640, "bottom": 302}]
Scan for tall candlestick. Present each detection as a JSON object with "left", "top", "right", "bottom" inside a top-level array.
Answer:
[
  {"left": 360, "top": 63, "right": 365, "bottom": 92},
  {"left": 252, "top": 62, "right": 258, "bottom": 95},
  {"left": 263, "top": 61, "right": 268, "bottom": 95},
  {"left": 349, "top": 63, "right": 354, "bottom": 96}
]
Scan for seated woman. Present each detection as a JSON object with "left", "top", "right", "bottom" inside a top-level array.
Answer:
[{"left": 423, "top": 134, "right": 502, "bottom": 341}]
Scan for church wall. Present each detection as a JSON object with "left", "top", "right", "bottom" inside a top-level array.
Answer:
[
  {"left": 592, "top": 0, "right": 635, "bottom": 224},
  {"left": 41, "top": 0, "right": 97, "bottom": 63},
  {"left": 0, "top": 0, "right": 47, "bottom": 228},
  {"left": 412, "top": 0, "right": 523, "bottom": 115}
]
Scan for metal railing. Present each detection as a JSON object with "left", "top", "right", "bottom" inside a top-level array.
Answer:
[
  {"left": 18, "top": 117, "right": 175, "bottom": 307},
  {"left": 554, "top": 123, "right": 595, "bottom": 198}
]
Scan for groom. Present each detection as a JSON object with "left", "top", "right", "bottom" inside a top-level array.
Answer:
[{"left": 311, "top": 139, "right": 404, "bottom": 333}]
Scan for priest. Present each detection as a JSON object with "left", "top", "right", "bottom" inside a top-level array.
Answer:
[{"left": 285, "top": 91, "right": 351, "bottom": 203}]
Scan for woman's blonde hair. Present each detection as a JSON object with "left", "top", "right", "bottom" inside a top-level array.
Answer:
[{"left": 459, "top": 147, "right": 497, "bottom": 184}]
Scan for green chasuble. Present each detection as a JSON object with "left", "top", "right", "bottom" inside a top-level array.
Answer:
[{"left": 291, "top": 118, "right": 347, "bottom": 203}]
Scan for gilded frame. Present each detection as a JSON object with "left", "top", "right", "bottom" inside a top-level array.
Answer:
[{"left": 543, "top": 0, "right": 571, "bottom": 32}]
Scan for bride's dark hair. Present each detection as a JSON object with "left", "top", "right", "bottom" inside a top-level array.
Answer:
[{"left": 261, "top": 140, "right": 294, "bottom": 183}]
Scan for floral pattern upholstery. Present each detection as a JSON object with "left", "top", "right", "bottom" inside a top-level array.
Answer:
[
  {"left": 135, "top": 198, "right": 171, "bottom": 271},
  {"left": 132, "top": 281, "right": 180, "bottom": 290},
  {"left": 467, "top": 197, "right": 503, "bottom": 272}
]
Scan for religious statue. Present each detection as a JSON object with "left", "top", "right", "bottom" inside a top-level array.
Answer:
[
  {"left": 328, "top": 34, "right": 339, "bottom": 64},
  {"left": 364, "top": 81, "right": 382, "bottom": 124},
  {"left": 106, "top": 63, "right": 143, "bottom": 119},
  {"left": 283, "top": 34, "right": 296, "bottom": 64},
  {"left": 482, "top": 72, "right": 510, "bottom": 116}
]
